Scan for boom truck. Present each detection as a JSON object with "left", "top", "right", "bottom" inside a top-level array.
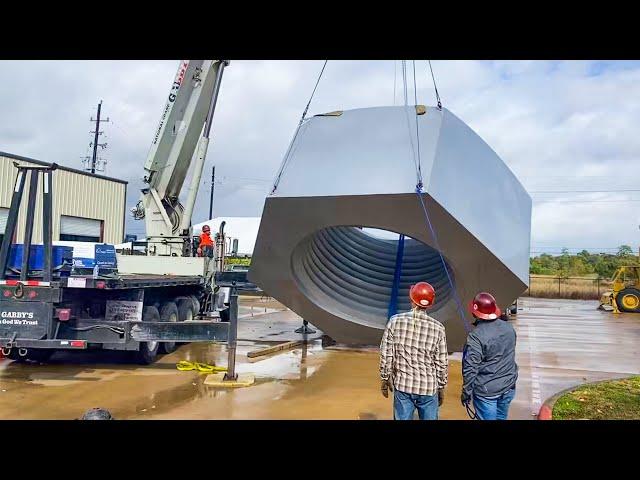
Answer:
[{"left": 0, "top": 60, "right": 253, "bottom": 368}]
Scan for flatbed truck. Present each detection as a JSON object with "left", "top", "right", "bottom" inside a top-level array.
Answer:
[{"left": 0, "top": 60, "right": 251, "bottom": 370}]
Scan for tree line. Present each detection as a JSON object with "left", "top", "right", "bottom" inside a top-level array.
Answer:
[{"left": 530, "top": 245, "right": 639, "bottom": 278}]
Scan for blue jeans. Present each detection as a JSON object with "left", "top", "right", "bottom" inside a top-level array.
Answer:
[
  {"left": 393, "top": 389, "right": 439, "bottom": 420},
  {"left": 473, "top": 387, "right": 516, "bottom": 420}
]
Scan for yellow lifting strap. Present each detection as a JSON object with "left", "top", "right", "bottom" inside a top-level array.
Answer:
[{"left": 176, "top": 361, "right": 228, "bottom": 373}]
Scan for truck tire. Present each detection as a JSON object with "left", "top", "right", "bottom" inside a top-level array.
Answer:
[
  {"left": 189, "top": 295, "right": 201, "bottom": 317},
  {"left": 135, "top": 306, "right": 160, "bottom": 364},
  {"left": 176, "top": 297, "right": 196, "bottom": 322},
  {"left": 159, "top": 302, "right": 179, "bottom": 354},
  {"left": 615, "top": 288, "right": 640, "bottom": 313},
  {"left": 175, "top": 297, "right": 196, "bottom": 346}
]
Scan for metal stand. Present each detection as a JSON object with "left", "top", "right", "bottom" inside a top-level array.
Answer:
[
  {"left": 295, "top": 319, "right": 316, "bottom": 334},
  {"left": 0, "top": 162, "right": 57, "bottom": 282},
  {"left": 223, "top": 287, "right": 239, "bottom": 381}
]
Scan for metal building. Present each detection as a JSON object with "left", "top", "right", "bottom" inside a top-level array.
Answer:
[{"left": 0, "top": 152, "right": 126, "bottom": 245}]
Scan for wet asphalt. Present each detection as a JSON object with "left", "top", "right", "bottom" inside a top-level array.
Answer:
[{"left": 0, "top": 296, "right": 637, "bottom": 419}]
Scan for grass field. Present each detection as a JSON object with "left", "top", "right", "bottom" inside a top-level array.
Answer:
[
  {"left": 228, "top": 260, "right": 611, "bottom": 301},
  {"left": 553, "top": 376, "right": 640, "bottom": 419},
  {"left": 525, "top": 275, "right": 612, "bottom": 300}
]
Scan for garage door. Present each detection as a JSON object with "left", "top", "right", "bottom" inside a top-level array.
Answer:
[{"left": 60, "top": 215, "right": 102, "bottom": 242}]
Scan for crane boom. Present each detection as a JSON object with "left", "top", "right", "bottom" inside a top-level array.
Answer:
[{"left": 132, "top": 60, "right": 228, "bottom": 256}]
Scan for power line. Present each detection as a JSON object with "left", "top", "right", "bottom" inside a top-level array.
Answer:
[
  {"left": 522, "top": 174, "right": 640, "bottom": 178},
  {"left": 533, "top": 199, "right": 640, "bottom": 204},
  {"left": 222, "top": 176, "right": 270, "bottom": 183},
  {"left": 530, "top": 189, "right": 640, "bottom": 193},
  {"left": 531, "top": 247, "right": 622, "bottom": 250}
]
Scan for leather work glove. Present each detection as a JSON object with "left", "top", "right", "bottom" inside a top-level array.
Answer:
[
  {"left": 381, "top": 379, "right": 393, "bottom": 398},
  {"left": 438, "top": 388, "right": 445, "bottom": 407}
]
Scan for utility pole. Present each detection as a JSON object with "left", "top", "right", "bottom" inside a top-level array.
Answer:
[
  {"left": 83, "top": 100, "right": 110, "bottom": 174},
  {"left": 209, "top": 165, "right": 215, "bottom": 220}
]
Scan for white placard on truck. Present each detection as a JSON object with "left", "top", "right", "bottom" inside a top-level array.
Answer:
[{"left": 105, "top": 301, "right": 143, "bottom": 322}]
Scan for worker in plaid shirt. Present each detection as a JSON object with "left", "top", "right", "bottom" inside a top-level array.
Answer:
[{"left": 379, "top": 281, "right": 448, "bottom": 420}]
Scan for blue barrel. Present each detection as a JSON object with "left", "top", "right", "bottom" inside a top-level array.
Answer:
[{"left": 7, "top": 245, "right": 73, "bottom": 272}]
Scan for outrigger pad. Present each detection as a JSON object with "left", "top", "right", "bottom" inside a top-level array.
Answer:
[
  {"left": 204, "top": 373, "right": 255, "bottom": 388},
  {"left": 250, "top": 106, "right": 531, "bottom": 351}
]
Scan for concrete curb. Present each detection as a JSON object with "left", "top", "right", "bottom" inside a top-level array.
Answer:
[
  {"left": 537, "top": 388, "right": 571, "bottom": 420},
  {"left": 537, "top": 375, "right": 637, "bottom": 420}
]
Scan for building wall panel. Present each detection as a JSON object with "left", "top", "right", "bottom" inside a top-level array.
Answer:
[{"left": 0, "top": 154, "right": 126, "bottom": 244}]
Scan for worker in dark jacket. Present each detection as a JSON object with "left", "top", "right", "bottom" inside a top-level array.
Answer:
[{"left": 461, "top": 292, "right": 518, "bottom": 420}]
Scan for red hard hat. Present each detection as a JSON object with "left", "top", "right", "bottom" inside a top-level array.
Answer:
[
  {"left": 409, "top": 282, "right": 436, "bottom": 308},
  {"left": 469, "top": 292, "right": 501, "bottom": 320}
]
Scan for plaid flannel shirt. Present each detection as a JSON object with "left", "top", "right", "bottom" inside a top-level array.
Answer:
[{"left": 379, "top": 307, "right": 448, "bottom": 396}]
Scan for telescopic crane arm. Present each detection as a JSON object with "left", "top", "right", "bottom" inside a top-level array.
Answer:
[{"left": 132, "top": 60, "right": 228, "bottom": 256}]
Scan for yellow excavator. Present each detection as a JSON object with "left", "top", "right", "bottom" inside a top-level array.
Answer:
[{"left": 599, "top": 266, "right": 640, "bottom": 313}]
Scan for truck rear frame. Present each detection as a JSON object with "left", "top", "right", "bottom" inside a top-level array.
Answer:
[{"left": 0, "top": 162, "right": 245, "bottom": 373}]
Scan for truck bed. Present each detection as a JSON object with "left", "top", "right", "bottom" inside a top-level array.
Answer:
[{"left": 58, "top": 273, "right": 206, "bottom": 290}]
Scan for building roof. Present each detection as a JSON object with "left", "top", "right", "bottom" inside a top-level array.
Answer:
[{"left": 0, "top": 151, "right": 128, "bottom": 185}]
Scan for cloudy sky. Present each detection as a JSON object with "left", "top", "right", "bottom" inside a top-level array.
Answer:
[{"left": 1, "top": 60, "right": 639, "bottom": 255}]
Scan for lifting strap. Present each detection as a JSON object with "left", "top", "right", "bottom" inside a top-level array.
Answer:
[
  {"left": 271, "top": 60, "right": 328, "bottom": 195},
  {"left": 415, "top": 189, "right": 472, "bottom": 334},
  {"left": 387, "top": 233, "right": 406, "bottom": 321},
  {"left": 410, "top": 59, "right": 469, "bottom": 334},
  {"left": 428, "top": 60, "right": 442, "bottom": 110}
]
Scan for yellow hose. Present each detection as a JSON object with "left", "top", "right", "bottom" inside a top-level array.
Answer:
[{"left": 176, "top": 360, "right": 227, "bottom": 373}]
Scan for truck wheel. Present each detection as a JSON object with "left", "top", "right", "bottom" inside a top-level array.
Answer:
[
  {"left": 159, "top": 302, "right": 179, "bottom": 354},
  {"left": 189, "top": 295, "right": 201, "bottom": 317},
  {"left": 175, "top": 297, "right": 196, "bottom": 346},
  {"left": 615, "top": 288, "right": 640, "bottom": 313},
  {"left": 135, "top": 306, "right": 160, "bottom": 364},
  {"left": 177, "top": 298, "right": 195, "bottom": 322}
]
